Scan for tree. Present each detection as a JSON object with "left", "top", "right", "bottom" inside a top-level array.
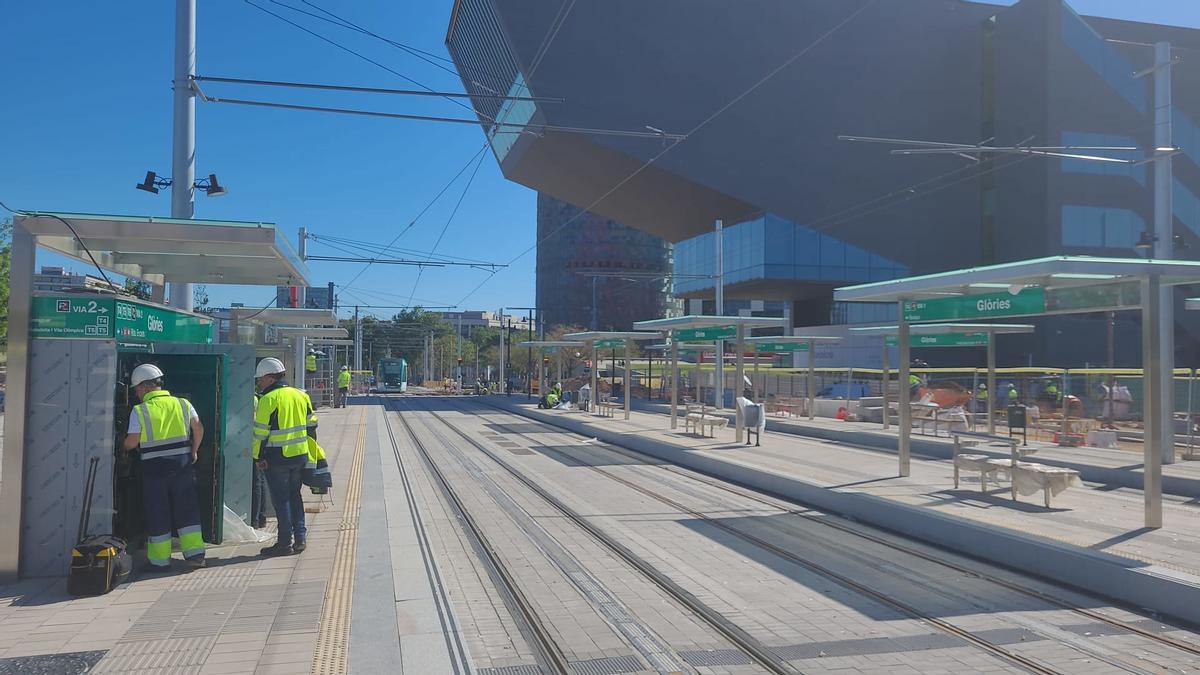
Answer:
[
  {"left": 193, "top": 284, "right": 210, "bottom": 309},
  {"left": 123, "top": 277, "right": 152, "bottom": 300}
]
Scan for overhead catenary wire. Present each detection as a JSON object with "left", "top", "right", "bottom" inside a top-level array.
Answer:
[
  {"left": 0, "top": 200, "right": 117, "bottom": 291},
  {"left": 340, "top": 143, "right": 489, "bottom": 290},
  {"left": 454, "top": 0, "right": 878, "bottom": 308},
  {"left": 407, "top": 150, "right": 488, "bottom": 306},
  {"left": 192, "top": 75, "right": 562, "bottom": 103},
  {"left": 241, "top": 0, "right": 493, "bottom": 120},
  {"left": 288, "top": 0, "right": 532, "bottom": 96}
]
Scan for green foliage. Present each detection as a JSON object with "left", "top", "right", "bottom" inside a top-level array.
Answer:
[{"left": 123, "top": 277, "right": 152, "bottom": 300}]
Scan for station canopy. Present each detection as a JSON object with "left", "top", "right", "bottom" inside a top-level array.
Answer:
[
  {"left": 16, "top": 211, "right": 309, "bottom": 287},
  {"left": 848, "top": 323, "right": 1035, "bottom": 336},
  {"left": 231, "top": 308, "right": 337, "bottom": 326},
  {"left": 634, "top": 315, "right": 789, "bottom": 331},
  {"left": 518, "top": 340, "right": 586, "bottom": 349},
  {"left": 306, "top": 338, "right": 354, "bottom": 346},
  {"left": 275, "top": 327, "right": 349, "bottom": 339},
  {"left": 834, "top": 255, "right": 1200, "bottom": 317},
  {"left": 562, "top": 331, "right": 661, "bottom": 341}
]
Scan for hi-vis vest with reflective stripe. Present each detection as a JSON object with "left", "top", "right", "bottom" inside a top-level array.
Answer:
[
  {"left": 338, "top": 370, "right": 351, "bottom": 388},
  {"left": 254, "top": 385, "right": 317, "bottom": 460},
  {"left": 136, "top": 390, "right": 193, "bottom": 460},
  {"left": 306, "top": 354, "right": 317, "bottom": 372}
]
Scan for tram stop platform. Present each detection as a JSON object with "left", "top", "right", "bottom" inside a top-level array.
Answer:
[
  {"left": 488, "top": 395, "right": 1200, "bottom": 627},
  {"left": 0, "top": 405, "right": 365, "bottom": 674}
]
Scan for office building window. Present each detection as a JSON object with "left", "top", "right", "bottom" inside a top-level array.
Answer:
[
  {"left": 1059, "top": 5, "right": 1147, "bottom": 114},
  {"left": 1060, "top": 132, "right": 1146, "bottom": 186},
  {"left": 1061, "top": 205, "right": 1143, "bottom": 249}
]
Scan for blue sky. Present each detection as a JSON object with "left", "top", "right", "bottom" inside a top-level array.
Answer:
[{"left": 2, "top": 1, "right": 1198, "bottom": 319}]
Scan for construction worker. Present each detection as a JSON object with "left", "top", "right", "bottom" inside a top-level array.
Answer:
[
  {"left": 974, "top": 383, "right": 988, "bottom": 414},
  {"left": 122, "top": 364, "right": 206, "bottom": 572},
  {"left": 250, "top": 393, "right": 267, "bottom": 529},
  {"left": 1007, "top": 382, "right": 1019, "bottom": 403},
  {"left": 254, "top": 357, "right": 318, "bottom": 557},
  {"left": 305, "top": 349, "right": 318, "bottom": 375},
  {"left": 337, "top": 365, "right": 351, "bottom": 408}
]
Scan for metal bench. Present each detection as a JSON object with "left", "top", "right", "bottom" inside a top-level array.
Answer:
[
  {"left": 595, "top": 400, "right": 623, "bottom": 417},
  {"left": 952, "top": 431, "right": 1074, "bottom": 507},
  {"left": 683, "top": 403, "right": 728, "bottom": 437}
]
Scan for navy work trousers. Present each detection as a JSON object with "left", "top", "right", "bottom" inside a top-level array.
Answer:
[
  {"left": 265, "top": 455, "right": 307, "bottom": 547},
  {"left": 142, "top": 455, "right": 204, "bottom": 560}
]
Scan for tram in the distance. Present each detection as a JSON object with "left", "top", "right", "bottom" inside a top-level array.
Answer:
[{"left": 375, "top": 358, "right": 408, "bottom": 393}]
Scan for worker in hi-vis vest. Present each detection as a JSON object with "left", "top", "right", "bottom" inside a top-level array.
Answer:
[
  {"left": 254, "top": 357, "right": 318, "bottom": 557},
  {"left": 305, "top": 349, "right": 318, "bottom": 374},
  {"left": 122, "top": 364, "right": 206, "bottom": 572},
  {"left": 337, "top": 365, "right": 351, "bottom": 408}
]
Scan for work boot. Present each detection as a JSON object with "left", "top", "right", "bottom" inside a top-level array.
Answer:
[
  {"left": 292, "top": 540, "right": 306, "bottom": 554},
  {"left": 185, "top": 556, "right": 207, "bottom": 570},
  {"left": 260, "top": 542, "right": 294, "bottom": 558}
]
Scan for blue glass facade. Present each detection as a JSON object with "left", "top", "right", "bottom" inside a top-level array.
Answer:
[
  {"left": 1059, "top": 5, "right": 1146, "bottom": 114},
  {"left": 673, "top": 213, "right": 908, "bottom": 296},
  {"left": 446, "top": 0, "right": 535, "bottom": 163}
]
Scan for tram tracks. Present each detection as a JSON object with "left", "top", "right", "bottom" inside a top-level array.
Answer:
[
  {"left": 460, "top": 399, "right": 1200, "bottom": 674},
  {"left": 390, "top": 396, "right": 801, "bottom": 674}
]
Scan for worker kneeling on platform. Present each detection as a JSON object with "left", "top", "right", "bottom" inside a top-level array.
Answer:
[
  {"left": 122, "top": 364, "right": 207, "bottom": 572},
  {"left": 254, "top": 357, "right": 318, "bottom": 557}
]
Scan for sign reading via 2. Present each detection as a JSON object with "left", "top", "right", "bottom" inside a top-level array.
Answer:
[{"left": 902, "top": 288, "right": 1045, "bottom": 322}]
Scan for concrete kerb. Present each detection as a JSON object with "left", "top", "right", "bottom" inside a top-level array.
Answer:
[
  {"left": 629, "top": 400, "right": 1200, "bottom": 498},
  {"left": 483, "top": 396, "right": 1200, "bottom": 628}
]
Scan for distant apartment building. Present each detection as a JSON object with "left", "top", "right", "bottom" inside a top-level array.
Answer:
[{"left": 33, "top": 266, "right": 121, "bottom": 294}]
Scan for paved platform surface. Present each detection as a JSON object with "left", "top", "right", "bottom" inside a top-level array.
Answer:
[
  {"left": 4, "top": 396, "right": 1200, "bottom": 674},
  {"left": 508, "top": 398, "right": 1200, "bottom": 577},
  {"left": 0, "top": 404, "right": 366, "bottom": 675},
  {"left": 630, "top": 399, "right": 1200, "bottom": 496}
]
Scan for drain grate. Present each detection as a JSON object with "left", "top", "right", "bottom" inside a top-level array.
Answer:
[
  {"left": 477, "top": 665, "right": 543, "bottom": 675},
  {"left": 679, "top": 648, "right": 754, "bottom": 667},
  {"left": 0, "top": 650, "right": 106, "bottom": 675},
  {"left": 569, "top": 655, "right": 644, "bottom": 675}
]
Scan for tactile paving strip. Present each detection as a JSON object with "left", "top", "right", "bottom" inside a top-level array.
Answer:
[
  {"left": 92, "top": 636, "right": 217, "bottom": 673},
  {"left": 312, "top": 408, "right": 368, "bottom": 675}
]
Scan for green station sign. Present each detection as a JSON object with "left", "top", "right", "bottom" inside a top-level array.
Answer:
[
  {"left": 674, "top": 326, "right": 735, "bottom": 341},
  {"left": 594, "top": 338, "right": 626, "bottom": 348},
  {"left": 885, "top": 332, "right": 989, "bottom": 348},
  {"left": 902, "top": 288, "right": 1045, "bottom": 322},
  {"left": 751, "top": 342, "right": 810, "bottom": 352},
  {"left": 31, "top": 296, "right": 213, "bottom": 344}
]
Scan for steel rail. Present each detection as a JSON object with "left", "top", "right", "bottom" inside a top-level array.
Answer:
[
  {"left": 472, "top": 400, "right": 1200, "bottom": 666},
  {"left": 383, "top": 399, "right": 572, "bottom": 675}
]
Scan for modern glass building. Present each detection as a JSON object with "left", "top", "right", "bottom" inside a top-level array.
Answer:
[
  {"left": 535, "top": 193, "right": 678, "bottom": 331},
  {"left": 446, "top": 0, "right": 1200, "bottom": 366}
]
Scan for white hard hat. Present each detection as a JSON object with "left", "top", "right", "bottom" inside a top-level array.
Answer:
[
  {"left": 131, "top": 364, "right": 164, "bottom": 387},
  {"left": 340, "top": 365, "right": 348, "bottom": 371},
  {"left": 309, "top": 348, "right": 318, "bottom": 354},
  {"left": 256, "top": 358, "right": 287, "bottom": 378}
]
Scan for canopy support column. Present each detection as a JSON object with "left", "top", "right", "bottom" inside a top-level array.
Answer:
[
  {"left": 881, "top": 340, "right": 890, "bottom": 431},
  {"left": 624, "top": 340, "right": 632, "bottom": 420},
  {"left": 670, "top": 340, "right": 679, "bottom": 429},
  {"left": 735, "top": 323, "right": 746, "bottom": 443},
  {"left": 898, "top": 302, "right": 911, "bottom": 477},
  {"left": 987, "top": 330, "right": 997, "bottom": 435},
  {"left": 807, "top": 340, "right": 816, "bottom": 421},
  {"left": 591, "top": 342, "right": 598, "bottom": 414},
  {"left": 1143, "top": 274, "right": 1164, "bottom": 528}
]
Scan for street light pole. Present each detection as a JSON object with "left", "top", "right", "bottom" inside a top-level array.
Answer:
[
  {"left": 714, "top": 219, "right": 724, "bottom": 409},
  {"left": 1152, "top": 41, "right": 1176, "bottom": 465},
  {"left": 168, "top": 0, "right": 196, "bottom": 311}
]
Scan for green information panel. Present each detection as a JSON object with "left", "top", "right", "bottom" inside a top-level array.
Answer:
[
  {"left": 885, "top": 332, "right": 989, "bottom": 347},
  {"left": 31, "top": 296, "right": 213, "bottom": 343},
  {"left": 674, "top": 326, "right": 735, "bottom": 341},
  {"left": 30, "top": 297, "right": 114, "bottom": 337},
  {"left": 902, "top": 288, "right": 1045, "bottom": 322},
  {"left": 751, "top": 342, "right": 810, "bottom": 352},
  {"left": 595, "top": 339, "right": 626, "bottom": 348}
]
